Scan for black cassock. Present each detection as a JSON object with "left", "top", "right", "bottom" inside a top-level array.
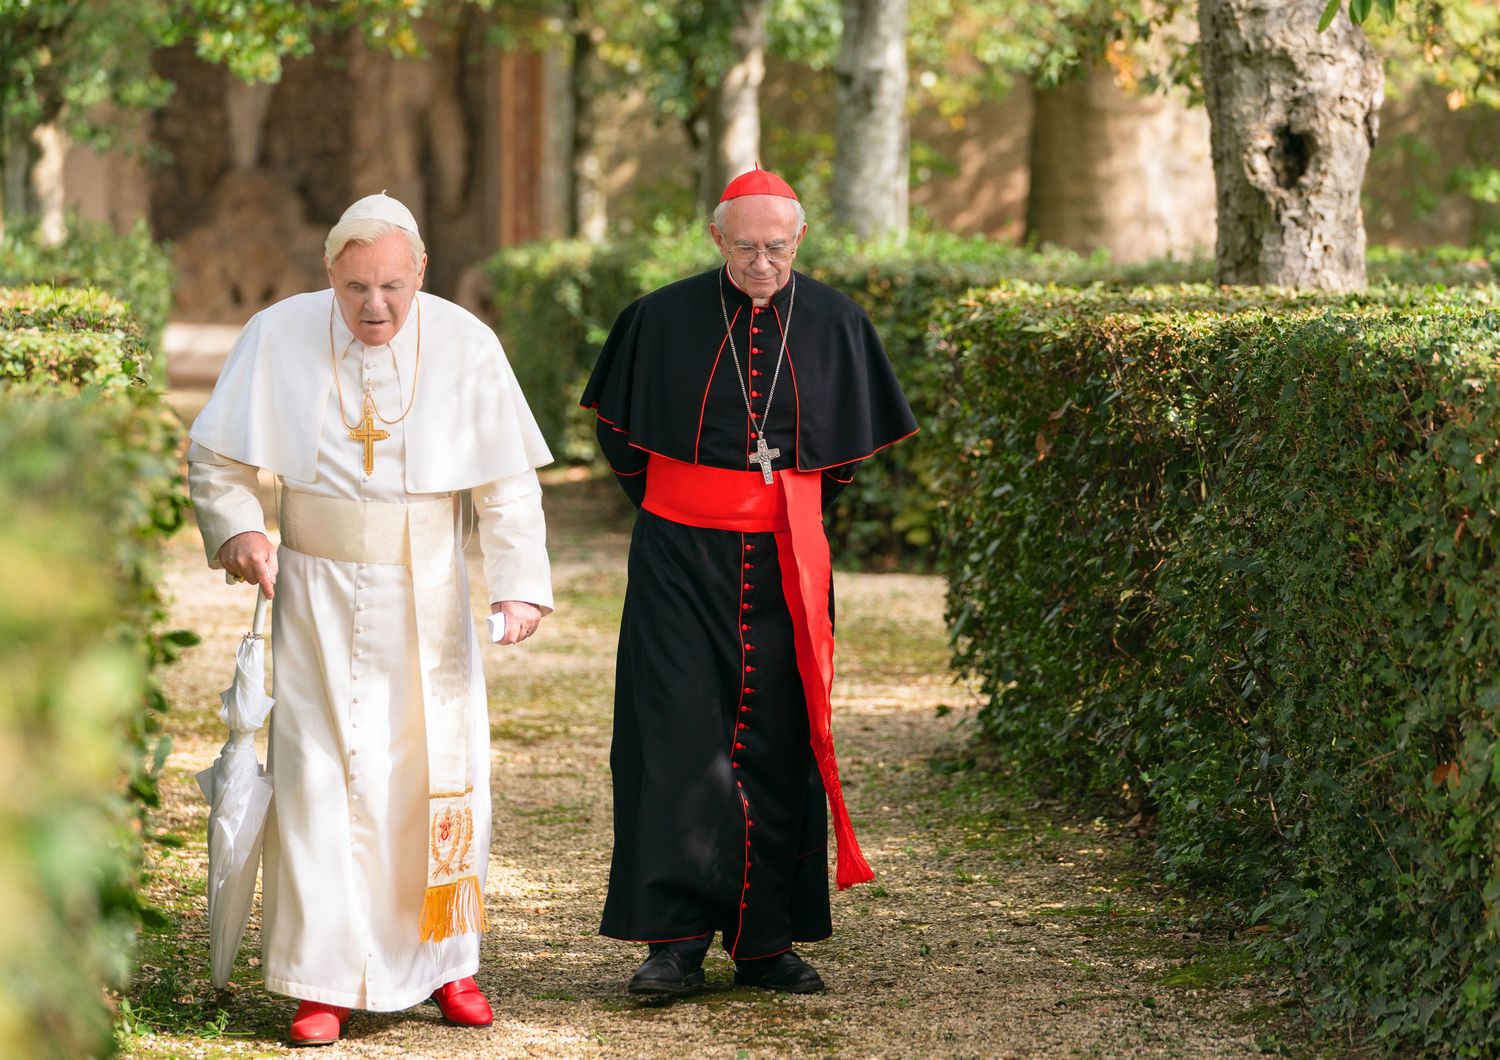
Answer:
[{"left": 581, "top": 265, "right": 916, "bottom": 958}]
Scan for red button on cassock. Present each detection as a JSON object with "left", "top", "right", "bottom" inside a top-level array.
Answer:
[
  {"left": 735, "top": 742, "right": 745, "bottom": 750},
  {"left": 742, "top": 603, "right": 751, "bottom": 611},
  {"left": 743, "top": 582, "right": 752, "bottom": 590}
]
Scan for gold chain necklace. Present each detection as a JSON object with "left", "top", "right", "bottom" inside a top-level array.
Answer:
[{"left": 329, "top": 296, "right": 423, "bottom": 473}]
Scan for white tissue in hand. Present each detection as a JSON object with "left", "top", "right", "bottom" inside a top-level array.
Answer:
[{"left": 486, "top": 612, "right": 507, "bottom": 643}]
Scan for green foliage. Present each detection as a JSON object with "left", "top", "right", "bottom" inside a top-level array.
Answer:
[
  {"left": 0, "top": 285, "right": 189, "bottom": 1059},
  {"left": 937, "top": 280, "right": 1500, "bottom": 1052},
  {"left": 0, "top": 286, "right": 152, "bottom": 393},
  {"left": 1367, "top": 243, "right": 1500, "bottom": 287},
  {"left": 1319, "top": 0, "right": 1397, "bottom": 34},
  {"left": 0, "top": 221, "right": 176, "bottom": 349}
]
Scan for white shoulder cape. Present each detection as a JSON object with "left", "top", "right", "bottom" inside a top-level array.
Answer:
[{"left": 189, "top": 290, "right": 552, "bottom": 492}]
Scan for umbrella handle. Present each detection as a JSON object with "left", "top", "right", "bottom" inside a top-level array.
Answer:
[{"left": 252, "top": 588, "right": 269, "bottom": 637}]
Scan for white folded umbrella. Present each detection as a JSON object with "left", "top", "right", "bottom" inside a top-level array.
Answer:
[{"left": 196, "top": 590, "right": 274, "bottom": 990}]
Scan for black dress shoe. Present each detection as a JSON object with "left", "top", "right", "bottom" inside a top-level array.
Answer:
[
  {"left": 733, "top": 950, "right": 825, "bottom": 994},
  {"left": 627, "top": 949, "right": 706, "bottom": 997}
]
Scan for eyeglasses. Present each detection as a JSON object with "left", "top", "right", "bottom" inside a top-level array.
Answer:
[{"left": 727, "top": 243, "right": 796, "bottom": 265}]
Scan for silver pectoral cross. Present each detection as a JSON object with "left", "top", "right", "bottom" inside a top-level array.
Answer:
[{"left": 750, "top": 436, "right": 781, "bottom": 484}]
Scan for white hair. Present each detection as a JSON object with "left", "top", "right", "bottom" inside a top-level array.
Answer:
[
  {"left": 712, "top": 196, "right": 806, "bottom": 231},
  {"left": 324, "top": 218, "right": 425, "bottom": 268}
]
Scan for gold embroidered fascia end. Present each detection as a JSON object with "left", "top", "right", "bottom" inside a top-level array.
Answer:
[{"left": 422, "top": 786, "right": 482, "bottom": 941}]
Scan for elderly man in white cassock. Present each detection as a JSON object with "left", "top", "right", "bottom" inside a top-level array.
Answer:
[{"left": 187, "top": 192, "right": 553, "bottom": 1046}]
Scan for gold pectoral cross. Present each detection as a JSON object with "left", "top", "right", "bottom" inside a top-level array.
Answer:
[{"left": 349, "top": 394, "right": 389, "bottom": 475}]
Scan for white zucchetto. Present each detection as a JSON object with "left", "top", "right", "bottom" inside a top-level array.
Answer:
[{"left": 338, "top": 191, "right": 420, "bottom": 236}]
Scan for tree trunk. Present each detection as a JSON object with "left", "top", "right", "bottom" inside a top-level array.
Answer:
[
  {"left": 833, "top": 0, "right": 909, "bottom": 238},
  {"left": 568, "top": 5, "right": 606, "bottom": 243},
  {"left": 31, "top": 123, "right": 68, "bottom": 247},
  {"left": 224, "top": 80, "right": 275, "bottom": 172},
  {"left": 1198, "top": 0, "right": 1383, "bottom": 289},
  {"left": 1027, "top": 68, "right": 1215, "bottom": 263},
  {"left": 700, "top": 0, "right": 767, "bottom": 216}
]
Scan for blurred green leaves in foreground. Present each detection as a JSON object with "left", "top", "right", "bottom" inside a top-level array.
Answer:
[{"left": 0, "top": 228, "right": 189, "bottom": 1058}]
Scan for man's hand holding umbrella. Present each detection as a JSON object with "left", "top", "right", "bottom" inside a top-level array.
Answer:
[{"left": 219, "top": 530, "right": 277, "bottom": 597}]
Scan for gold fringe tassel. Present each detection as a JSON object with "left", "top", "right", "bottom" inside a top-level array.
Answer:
[{"left": 418, "top": 876, "right": 487, "bottom": 943}]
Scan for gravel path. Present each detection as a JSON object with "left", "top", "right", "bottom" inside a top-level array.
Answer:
[{"left": 122, "top": 470, "right": 1320, "bottom": 1059}]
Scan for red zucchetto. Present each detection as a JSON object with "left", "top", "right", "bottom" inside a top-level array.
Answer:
[{"left": 719, "top": 166, "right": 799, "bottom": 202}]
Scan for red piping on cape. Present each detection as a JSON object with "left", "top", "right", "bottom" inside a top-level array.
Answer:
[
  {"left": 697, "top": 306, "right": 738, "bottom": 464},
  {"left": 588, "top": 408, "right": 631, "bottom": 434},
  {"left": 641, "top": 455, "right": 875, "bottom": 891},
  {"left": 775, "top": 303, "right": 803, "bottom": 473}
]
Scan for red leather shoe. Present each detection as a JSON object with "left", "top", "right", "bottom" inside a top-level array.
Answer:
[
  {"left": 288, "top": 1000, "right": 350, "bottom": 1046},
  {"left": 431, "top": 976, "right": 494, "bottom": 1027}
]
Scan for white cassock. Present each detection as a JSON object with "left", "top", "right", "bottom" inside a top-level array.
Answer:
[{"left": 187, "top": 289, "right": 553, "bottom": 1010}]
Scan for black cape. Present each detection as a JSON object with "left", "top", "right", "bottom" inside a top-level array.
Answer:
[
  {"left": 581, "top": 267, "right": 917, "bottom": 474},
  {"left": 582, "top": 266, "right": 915, "bottom": 958}
]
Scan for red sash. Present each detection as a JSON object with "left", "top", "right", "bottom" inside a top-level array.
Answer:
[{"left": 642, "top": 454, "right": 874, "bottom": 890}]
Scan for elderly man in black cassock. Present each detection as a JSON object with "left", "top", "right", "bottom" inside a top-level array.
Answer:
[{"left": 580, "top": 167, "right": 917, "bottom": 997}]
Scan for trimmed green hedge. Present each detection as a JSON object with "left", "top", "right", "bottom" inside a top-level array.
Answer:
[
  {"left": 1, "top": 285, "right": 155, "bottom": 391},
  {"left": 937, "top": 281, "right": 1500, "bottom": 1052},
  {"left": 0, "top": 221, "right": 175, "bottom": 348},
  {"left": 0, "top": 279, "right": 188, "bottom": 1058}
]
